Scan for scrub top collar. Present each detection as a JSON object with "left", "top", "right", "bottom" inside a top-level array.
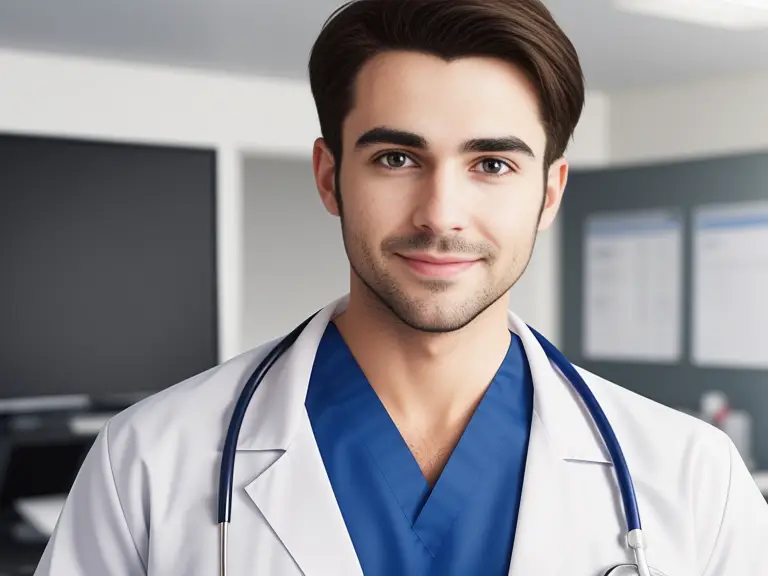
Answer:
[{"left": 232, "top": 294, "right": 611, "bottom": 466}]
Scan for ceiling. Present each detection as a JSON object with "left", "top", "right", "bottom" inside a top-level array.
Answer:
[{"left": 1, "top": 0, "right": 767, "bottom": 91}]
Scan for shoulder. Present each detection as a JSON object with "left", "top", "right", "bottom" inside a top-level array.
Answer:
[{"left": 577, "top": 366, "right": 731, "bottom": 477}]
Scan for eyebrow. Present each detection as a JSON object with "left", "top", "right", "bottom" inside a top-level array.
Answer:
[
  {"left": 355, "top": 127, "right": 427, "bottom": 150},
  {"left": 460, "top": 136, "right": 535, "bottom": 159},
  {"left": 354, "top": 126, "right": 535, "bottom": 159}
]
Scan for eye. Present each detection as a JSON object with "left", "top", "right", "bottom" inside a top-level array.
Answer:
[
  {"left": 375, "top": 152, "right": 417, "bottom": 169},
  {"left": 473, "top": 158, "right": 514, "bottom": 176}
]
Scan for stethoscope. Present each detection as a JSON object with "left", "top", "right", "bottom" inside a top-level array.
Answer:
[{"left": 217, "top": 313, "right": 667, "bottom": 576}]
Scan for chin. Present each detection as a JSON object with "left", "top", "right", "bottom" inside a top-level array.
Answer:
[
  {"left": 384, "top": 292, "right": 494, "bottom": 334},
  {"left": 352, "top": 259, "right": 510, "bottom": 332},
  {"left": 396, "top": 315, "right": 474, "bottom": 334}
]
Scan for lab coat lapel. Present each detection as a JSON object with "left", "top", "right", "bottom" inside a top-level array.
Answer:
[
  {"left": 506, "top": 313, "right": 612, "bottom": 575},
  {"left": 506, "top": 411, "right": 567, "bottom": 575},
  {"left": 238, "top": 296, "right": 363, "bottom": 576},
  {"left": 244, "top": 416, "right": 363, "bottom": 576}
]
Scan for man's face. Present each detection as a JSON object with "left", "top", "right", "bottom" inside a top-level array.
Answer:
[{"left": 314, "top": 51, "right": 568, "bottom": 332}]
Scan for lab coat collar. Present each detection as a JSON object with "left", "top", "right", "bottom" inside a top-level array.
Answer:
[
  {"left": 236, "top": 294, "right": 610, "bottom": 465},
  {"left": 510, "top": 312, "right": 612, "bottom": 465},
  {"left": 234, "top": 299, "right": 341, "bottom": 452}
]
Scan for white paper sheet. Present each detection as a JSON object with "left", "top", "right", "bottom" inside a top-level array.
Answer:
[
  {"left": 692, "top": 201, "right": 768, "bottom": 368},
  {"left": 14, "top": 494, "right": 66, "bottom": 537},
  {"left": 583, "top": 210, "right": 683, "bottom": 362}
]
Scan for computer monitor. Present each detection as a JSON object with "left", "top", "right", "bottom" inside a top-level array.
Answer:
[{"left": 0, "top": 134, "right": 219, "bottom": 405}]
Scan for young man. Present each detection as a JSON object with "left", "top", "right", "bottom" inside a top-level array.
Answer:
[{"left": 36, "top": 1, "right": 768, "bottom": 575}]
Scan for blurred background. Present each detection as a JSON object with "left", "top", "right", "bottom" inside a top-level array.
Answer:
[{"left": 1, "top": 0, "right": 768, "bottom": 571}]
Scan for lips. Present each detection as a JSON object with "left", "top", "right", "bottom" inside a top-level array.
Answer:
[{"left": 397, "top": 253, "right": 480, "bottom": 278}]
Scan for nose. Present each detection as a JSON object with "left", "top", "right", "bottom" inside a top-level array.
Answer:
[{"left": 411, "top": 164, "right": 469, "bottom": 235}]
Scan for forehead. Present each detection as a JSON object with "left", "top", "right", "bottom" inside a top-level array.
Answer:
[{"left": 345, "top": 51, "right": 546, "bottom": 154}]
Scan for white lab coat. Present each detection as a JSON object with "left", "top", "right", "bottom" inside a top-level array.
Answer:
[{"left": 36, "top": 295, "right": 768, "bottom": 575}]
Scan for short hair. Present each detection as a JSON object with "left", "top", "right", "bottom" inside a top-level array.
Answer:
[{"left": 308, "top": 0, "right": 585, "bottom": 169}]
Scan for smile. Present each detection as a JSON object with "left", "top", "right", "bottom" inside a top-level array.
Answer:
[{"left": 397, "top": 253, "right": 481, "bottom": 278}]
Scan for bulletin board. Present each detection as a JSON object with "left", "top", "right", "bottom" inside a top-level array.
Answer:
[{"left": 560, "top": 150, "right": 768, "bottom": 471}]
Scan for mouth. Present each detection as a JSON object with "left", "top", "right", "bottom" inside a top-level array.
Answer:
[{"left": 396, "top": 253, "right": 481, "bottom": 278}]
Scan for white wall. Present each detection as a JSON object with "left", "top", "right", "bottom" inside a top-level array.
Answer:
[
  {"left": 609, "top": 72, "right": 768, "bottom": 166},
  {"left": 241, "top": 156, "right": 349, "bottom": 349},
  {"left": 0, "top": 50, "right": 319, "bottom": 155}
]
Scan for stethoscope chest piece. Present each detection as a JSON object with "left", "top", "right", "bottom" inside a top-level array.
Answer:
[{"left": 604, "top": 564, "right": 669, "bottom": 576}]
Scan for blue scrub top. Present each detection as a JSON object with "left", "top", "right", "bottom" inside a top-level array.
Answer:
[{"left": 305, "top": 323, "right": 533, "bottom": 575}]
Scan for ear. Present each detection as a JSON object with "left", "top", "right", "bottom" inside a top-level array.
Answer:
[
  {"left": 313, "top": 138, "right": 340, "bottom": 217},
  {"left": 538, "top": 157, "right": 569, "bottom": 232}
]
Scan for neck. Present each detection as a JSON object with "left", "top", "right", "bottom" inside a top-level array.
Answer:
[{"left": 333, "top": 284, "right": 512, "bottom": 433}]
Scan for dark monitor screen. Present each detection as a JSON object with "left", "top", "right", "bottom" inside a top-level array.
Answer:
[{"left": 0, "top": 134, "right": 218, "bottom": 401}]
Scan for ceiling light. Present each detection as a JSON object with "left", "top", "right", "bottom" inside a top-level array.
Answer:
[{"left": 616, "top": 0, "right": 768, "bottom": 29}]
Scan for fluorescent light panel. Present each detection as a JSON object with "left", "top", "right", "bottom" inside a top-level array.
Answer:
[{"left": 616, "top": 0, "right": 768, "bottom": 29}]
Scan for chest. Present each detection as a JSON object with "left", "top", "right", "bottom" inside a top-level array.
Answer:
[
  {"left": 143, "top": 449, "right": 699, "bottom": 576},
  {"left": 398, "top": 420, "right": 468, "bottom": 485}
]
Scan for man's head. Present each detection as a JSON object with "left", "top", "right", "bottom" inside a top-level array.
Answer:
[{"left": 309, "top": 0, "right": 584, "bottom": 332}]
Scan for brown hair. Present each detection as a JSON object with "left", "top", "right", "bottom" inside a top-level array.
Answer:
[{"left": 308, "top": 0, "right": 585, "bottom": 170}]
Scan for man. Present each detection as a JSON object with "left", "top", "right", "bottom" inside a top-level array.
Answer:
[{"left": 36, "top": 0, "right": 768, "bottom": 575}]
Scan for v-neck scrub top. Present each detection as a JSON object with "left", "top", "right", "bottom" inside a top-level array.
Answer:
[{"left": 305, "top": 323, "right": 534, "bottom": 575}]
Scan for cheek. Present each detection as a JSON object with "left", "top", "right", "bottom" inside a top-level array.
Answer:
[
  {"left": 342, "top": 169, "right": 410, "bottom": 240},
  {"left": 481, "top": 192, "right": 542, "bottom": 248}
]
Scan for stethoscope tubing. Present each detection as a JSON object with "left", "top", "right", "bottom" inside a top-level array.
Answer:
[
  {"left": 217, "top": 313, "right": 318, "bottom": 524},
  {"left": 528, "top": 327, "right": 642, "bottom": 533}
]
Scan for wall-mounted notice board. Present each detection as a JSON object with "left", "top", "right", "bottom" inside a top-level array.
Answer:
[{"left": 560, "top": 150, "right": 768, "bottom": 471}]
